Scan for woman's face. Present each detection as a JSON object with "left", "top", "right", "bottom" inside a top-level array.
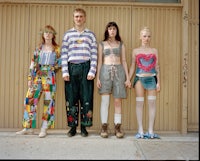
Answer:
[
  {"left": 140, "top": 30, "right": 151, "bottom": 45},
  {"left": 43, "top": 29, "right": 54, "bottom": 40},
  {"left": 108, "top": 26, "right": 117, "bottom": 38}
]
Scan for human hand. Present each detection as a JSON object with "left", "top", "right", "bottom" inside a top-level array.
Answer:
[
  {"left": 63, "top": 76, "right": 70, "bottom": 81},
  {"left": 28, "top": 80, "right": 33, "bottom": 88},
  {"left": 96, "top": 79, "right": 101, "bottom": 89},
  {"left": 125, "top": 80, "right": 132, "bottom": 88},
  {"left": 156, "top": 83, "right": 160, "bottom": 92},
  {"left": 87, "top": 75, "right": 95, "bottom": 80}
]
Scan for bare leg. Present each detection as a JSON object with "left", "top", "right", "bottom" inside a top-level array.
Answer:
[{"left": 114, "top": 98, "right": 122, "bottom": 124}]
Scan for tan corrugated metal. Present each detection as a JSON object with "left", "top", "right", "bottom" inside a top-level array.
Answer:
[
  {"left": 188, "top": 0, "right": 199, "bottom": 132},
  {"left": 0, "top": 1, "right": 198, "bottom": 133},
  {"left": 131, "top": 6, "right": 182, "bottom": 132},
  {"left": 0, "top": 4, "right": 30, "bottom": 128}
]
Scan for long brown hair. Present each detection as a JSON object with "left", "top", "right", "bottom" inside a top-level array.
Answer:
[
  {"left": 39, "top": 25, "right": 60, "bottom": 57},
  {"left": 103, "top": 21, "right": 121, "bottom": 42}
]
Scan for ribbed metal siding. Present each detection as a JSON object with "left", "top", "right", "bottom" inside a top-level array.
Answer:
[
  {"left": 188, "top": 0, "right": 199, "bottom": 131},
  {"left": 0, "top": 1, "right": 198, "bottom": 133},
  {"left": 131, "top": 6, "right": 182, "bottom": 132},
  {"left": 0, "top": 4, "right": 30, "bottom": 128}
]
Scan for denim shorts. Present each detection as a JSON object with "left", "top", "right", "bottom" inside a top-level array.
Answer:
[{"left": 133, "top": 76, "right": 157, "bottom": 90}]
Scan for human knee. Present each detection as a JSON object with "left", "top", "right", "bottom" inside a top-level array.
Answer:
[
  {"left": 114, "top": 98, "right": 121, "bottom": 107},
  {"left": 148, "top": 96, "right": 156, "bottom": 106},
  {"left": 136, "top": 97, "right": 144, "bottom": 107},
  {"left": 148, "top": 96, "right": 156, "bottom": 100}
]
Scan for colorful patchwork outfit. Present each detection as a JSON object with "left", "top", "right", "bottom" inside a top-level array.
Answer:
[{"left": 22, "top": 45, "right": 61, "bottom": 129}]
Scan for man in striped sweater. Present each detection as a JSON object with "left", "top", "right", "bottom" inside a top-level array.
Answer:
[{"left": 61, "top": 8, "right": 97, "bottom": 137}]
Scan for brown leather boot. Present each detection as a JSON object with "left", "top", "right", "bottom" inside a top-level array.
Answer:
[
  {"left": 115, "top": 123, "right": 124, "bottom": 138},
  {"left": 100, "top": 123, "right": 108, "bottom": 138}
]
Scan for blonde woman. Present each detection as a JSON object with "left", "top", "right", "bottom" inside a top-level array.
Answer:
[{"left": 129, "top": 27, "right": 160, "bottom": 139}]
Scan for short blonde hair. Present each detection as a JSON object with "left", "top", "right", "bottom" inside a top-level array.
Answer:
[
  {"left": 73, "top": 8, "right": 86, "bottom": 17},
  {"left": 140, "top": 27, "right": 151, "bottom": 38}
]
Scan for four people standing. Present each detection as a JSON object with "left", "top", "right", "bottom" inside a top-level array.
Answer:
[
  {"left": 96, "top": 22, "right": 131, "bottom": 138},
  {"left": 16, "top": 8, "right": 160, "bottom": 139},
  {"left": 61, "top": 8, "right": 97, "bottom": 137}
]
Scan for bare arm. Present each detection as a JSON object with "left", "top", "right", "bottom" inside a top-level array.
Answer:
[
  {"left": 154, "top": 48, "right": 160, "bottom": 92},
  {"left": 121, "top": 44, "right": 131, "bottom": 87},
  {"left": 96, "top": 43, "right": 103, "bottom": 89},
  {"left": 129, "top": 49, "right": 136, "bottom": 81}
]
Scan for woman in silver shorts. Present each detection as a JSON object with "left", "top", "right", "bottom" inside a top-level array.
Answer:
[{"left": 96, "top": 22, "right": 131, "bottom": 138}]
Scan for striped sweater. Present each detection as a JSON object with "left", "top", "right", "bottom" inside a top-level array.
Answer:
[{"left": 61, "top": 27, "right": 97, "bottom": 77}]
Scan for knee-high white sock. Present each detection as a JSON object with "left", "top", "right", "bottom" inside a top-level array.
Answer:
[
  {"left": 136, "top": 97, "right": 144, "bottom": 134},
  {"left": 148, "top": 96, "right": 156, "bottom": 134},
  {"left": 100, "top": 95, "right": 110, "bottom": 124},
  {"left": 114, "top": 113, "right": 121, "bottom": 124}
]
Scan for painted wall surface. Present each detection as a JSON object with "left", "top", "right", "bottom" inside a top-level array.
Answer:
[{"left": 0, "top": 0, "right": 198, "bottom": 133}]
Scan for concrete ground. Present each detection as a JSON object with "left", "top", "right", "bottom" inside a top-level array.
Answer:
[{"left": 0, "top": 129, "right": 199, "bottom": 160}]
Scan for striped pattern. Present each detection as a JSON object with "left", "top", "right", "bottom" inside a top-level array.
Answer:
[{"left": 61, "top": 28, "right": 97, "bottom": 77}]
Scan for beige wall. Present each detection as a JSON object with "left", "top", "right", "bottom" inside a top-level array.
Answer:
[
  {"left": 0, "top": 0, "right": 198, "bottom": 133},
  {"left": 187, "top": 0, "right": 199, "bottom": 132}
]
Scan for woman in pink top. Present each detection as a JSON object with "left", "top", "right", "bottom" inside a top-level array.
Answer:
[{"left": 129, "top": 27, "right": 160, "bottom": 139}]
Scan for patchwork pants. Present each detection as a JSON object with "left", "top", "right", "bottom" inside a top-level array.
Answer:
[{"left": 22, "top": 70, "right": 56, "bottom": 129}]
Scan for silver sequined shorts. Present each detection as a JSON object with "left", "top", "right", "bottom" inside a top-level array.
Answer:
[{"left": 98, "top": 64, "right": 126, "bottom": 98}]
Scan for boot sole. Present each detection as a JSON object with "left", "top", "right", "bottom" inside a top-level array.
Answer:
[{"left": 67, "top": 132, "right": 77, "bottom": 137}]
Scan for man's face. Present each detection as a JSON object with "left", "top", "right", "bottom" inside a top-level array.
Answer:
[{"left": 73, "top": 11, "right": 86, "bottom": 27}]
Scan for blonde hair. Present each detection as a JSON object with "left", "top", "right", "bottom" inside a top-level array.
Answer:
[
  {"left": 73, "top": 8, "right": 86, "bottom": 17},
  {"left": 140, "top": 26, "right": 151, "bottom": 38}
]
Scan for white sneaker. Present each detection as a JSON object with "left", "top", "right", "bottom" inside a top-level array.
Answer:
[
  {"left": 16, "top": 128, "right": 34, "bottom": 135},
  {"left": 39, "top": 128, "right": 47, "bottom": 138}
]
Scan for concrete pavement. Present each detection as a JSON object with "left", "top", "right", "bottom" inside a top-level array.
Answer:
[{"left": 0, "top": 129, "right": 199, "bottom": 160}]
